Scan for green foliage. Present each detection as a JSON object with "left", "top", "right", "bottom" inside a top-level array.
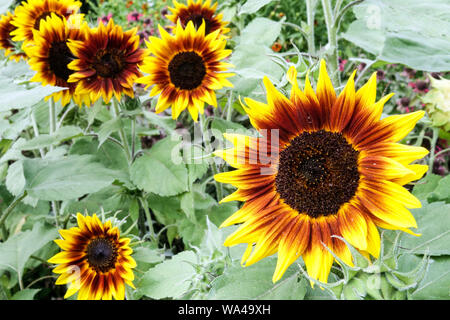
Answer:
[{"left": 343, "top": 0, "right": 450, "bottom": 72}]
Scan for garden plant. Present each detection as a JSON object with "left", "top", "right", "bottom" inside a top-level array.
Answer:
[{"left": 0, "top": 0, "right": 449, "bottom": 301}]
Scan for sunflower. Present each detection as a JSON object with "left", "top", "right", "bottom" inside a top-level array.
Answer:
[
  {"left": 24, "top": 14, "right": 90, "bottom": 106},
  {"left": 10, "top": 0, "right": 82, "bottom": 46},
  {"left": 214, "top": 60, "right": 429, "bottom": 285},
  {"left": 166, "top": 0, "right": 230, "bottom": 36},
  {"left": 137, "top": 21, "right": 233, "bottom": 121},
  {"left": 67, "top": 19, "right": 147, "bottom": 104},
  {"left": 0, "top": 11, "right": 27, "bottom": 61},
  {"left": 48, "top": 213, "right": 136, "bottom": 300}
]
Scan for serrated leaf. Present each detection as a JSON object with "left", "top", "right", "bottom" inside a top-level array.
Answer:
[
  {"left": 22, "top": 155, "right": 117, "bottom": 201},
  {"left": 19, "top": 126, "right": 82, "bottom": 151},
  {"left": 412, "top": 174, "right": 441, "bottom": 201},
  {"left": 208, "top": 258, "right": 306, "bottom": 300},
  {"left": 10, "top": 289, "right": 40, "bottom": 300},
  {"left": 132, "top": 247, "right": 164, "bottom": 264},
  {"left": 97, "top": 118, "right": 122, "bottom": 148},
  {"left": 0, "top": 222, "right": 57, "bottom": 280},
  {"left": 142, "top": 110, "right": 176, "bottom": 133},
  {"left": 342, "top": 0, "right": 450, "bottom": 72},
  {"left": 239, "top": 0, "right": 273, "bottom": 15},
  {"left": 138, "top": 251, "right": 197, "bottom": 299},
  {"left": 401, "top": 201, "right": 450, "bottom": 255},
  {"left": 130, "top": 137, "right": 188, "bottom": 196},
  {"left": 5, "top": 161, "right": 25, "bottom": 196},
  {"left": 410, "top": 256, "right": 450, "bottom": 299}
]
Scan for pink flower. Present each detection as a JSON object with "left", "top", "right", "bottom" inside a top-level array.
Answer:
[
  {"left": 98, "top": 13, "right": 113, "bottom": 25},
  {"left": 127, "top": 11, "right": 143, "bottom": 22},
  {"left": 338, "top": 58, "right": 348, "bottom": 72},
  {"left": 409, "top": 80, "right": 429, "bottom": 93}
]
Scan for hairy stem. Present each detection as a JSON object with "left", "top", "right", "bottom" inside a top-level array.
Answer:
[
  {"left": 112, "top": 98, "right": 132, "bottom": 164},
  {"left": 321, "top": 0, "right": 340, "bottom": 87}
]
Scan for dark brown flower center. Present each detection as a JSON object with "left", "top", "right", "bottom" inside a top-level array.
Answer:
[
  {"left": 93, "top": 50, "right": 124, "bottom": 78},
  {"left": 48, "top": 41, "right": 74, "bottom": 81},
  {"left": 168, "top": 51, "right": 206, "bottom": 90},
  {"left": 275, "top": 130, "right": 360, "bottom": 218},
  {"left": 182, "top": 14, "right": 212, "bottom": 34},
  {"left": 34, "top": 12, "right": 61, "bottom": 30},
  {"left": 86, "top": 238, "right": 117, "bottom": 273}
]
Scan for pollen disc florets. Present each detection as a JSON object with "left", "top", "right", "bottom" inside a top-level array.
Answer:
[
  {"left": 275, "top": 130, "right": 360, "bottom": 218},
  {"left": 168, "top": 51, "right": 206, "bottom": 90}
]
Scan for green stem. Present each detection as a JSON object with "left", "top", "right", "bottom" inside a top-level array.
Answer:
[
  {"left": 112, "top": 98, "right": 132, "bottom": 164},
  {"left": 139, "top": 196, "right": 155, "bottom": 240},
  {"left": 48, "top": 98, "right": 56, "bottom": 152},
  {"left": 226, "top": 90, "right": 233, "bottom": 121},
  {"left": 25, "top": 275, "right": 56, "bottom": 290},
  {"left": 0, "top": 192, "right": 27, "bottom": 239},
  {"left": 321, "top": 0, "right": 340, "bottom": 87},
  {"left": 199, "top": 114, "right": 223, "bottom": 201},
  {"left": 30, "top": 111, "right": 45, "bottom": 158},
  {"left": 306, "top": 0, "right": 316, "bottom": 55},
  {"left": 48, "top": 98, "right": 61, "bottom": 226},
  {"left": 334, "top": 0, "right": 365, "bottom": 30},
  {"left": 433, "top": 147, "right": 450, "bottom": 159},
  {"left": 427, "top": 127, "right": 439, "bottom": 175}
]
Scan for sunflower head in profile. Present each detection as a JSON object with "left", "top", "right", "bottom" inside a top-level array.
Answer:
[
  {"left": 137, "top": 21, "right": 234, "bottom": 121},
  {"left": 24, "top": 13, "right": 90, "bottom": 106},
  {"left": 214, "top": 60, "right": 429, "bottom": 285},
  {"left": 0, "top": 11, "right": 27, "bottom": 61},
  {"left": 67, "top": 19, "right": 147, "bottom": 104},
  {"left": 10, "top": 0, "right": 82, "bottom": 46},
  {"left": 48, "top": 213, "right": 136, "bottom": 300},
  {"left": 166, "top": 0, "right": 230, "bottom": 36}
]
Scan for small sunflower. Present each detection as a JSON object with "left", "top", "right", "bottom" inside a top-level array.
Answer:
[
  {"left": 0, "top": 11, "right": 27, "bottom": 61},
  {"left": 48, "top": 213, "right": 136, "bottom": 300},
  {"left": 167, "top": 0, "right": 230, "bottom": 36},
  {"left": 67, "top": 19, "right": 147, "bottom": 104},
  {"left": 24, "top": 14, "right": 89, "bottom": 106},
  {"left": 10, "top": 0, "right": 82, "bottom": 46},
  {"left": 137, "top": 21, "right": 234, "bottom": 121},
  {"left": 214, "top": 60, "right": 429, "bottom": 285}
]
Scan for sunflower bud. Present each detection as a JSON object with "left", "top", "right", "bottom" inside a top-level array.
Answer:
[{"left": 422, "top": 76, "right": 450, "bottom": 131}]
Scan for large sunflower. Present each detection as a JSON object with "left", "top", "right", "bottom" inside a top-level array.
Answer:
[
  {"left": 10, "top": 0, "right": 82, "bottom": 46},
  {"left": 67, "top": 19, "right": 147, "bottom": 104},
  {"left": 48, "top": 213, "right": 136, "bottom": 300},
  {"left": 166, "top": 0, "right": 230, "bottom": 36},
  {"left": 24, "top": 14, "right": 90, "bottom": 106},
  {"left": 0, "top": 11, "right": 27, "bottom": 61},
  {"left": 137, "top": 21, "right": 234, "bottom": 121},
  {"left": 214, "top": 60, "right": 429, "bottom": 285}
]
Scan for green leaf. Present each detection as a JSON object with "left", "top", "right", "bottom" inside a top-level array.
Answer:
[
  {"left": 10, "top": 289, "right": 40, "bottom": 300},
  {"left": 239, "top": 0, "right": 273, "bottom": 15},
  {"left": 240, "top": 18, "right": 282, "bottom": 47},
  {"left": 130, "top": 137, "right": 188, "bottom": 196},
  {"left": 142, "top": 110, "right": 176, "bottom": 133},
  {"left": 138, "top": 251, "right": 197, "bottom": 299},
  {"left": 0, "top": 0, "right": 15, "bottom": 14},
  {"left": 22, "top": 155, "right": 117, "bottom": 201},
  {"left": 5, "top": 161, "right": 25, "bottom": 196},
  {"left": 431, "top": 175, "right": 450, "bottom": 201},
  {"left": 0, "top": 78, "right": 65, "bottom": 113},
  {"left": 412, "top": 174, "right": 442, "bottom": 201},
  {"left": 132, "top": 247, "right": 164, "bottom": 265},
  {"left": 410, "top": 256, "right": 450, "bottom": 299},
  {"left": 208, "top": 258, "right": 307, "bottom": 299},
  {"left": 342, "top": 0, "right": 450, "bottom": 72},
  {"left": 401, "top": 202, "right": 450, "bottom": 256},
  {"left": 0, "top": 222, "right": 57, "bottom": 280},
  {"left": 19, "top": 126, "right": 82, "bottom": 151},
  {"left": 97, "top": 118, "right": 122, "bottom": 147}
]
